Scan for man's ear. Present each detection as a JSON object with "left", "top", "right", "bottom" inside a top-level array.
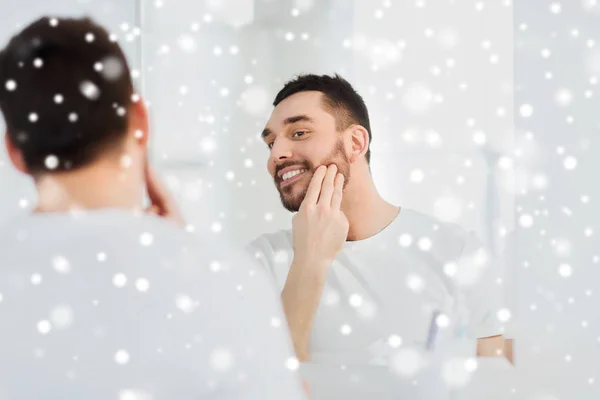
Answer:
[
  {"left": 4, "top": 133, "right": 28, "bottom": 175},
  {"left": 129, "top": 98, "right": 150, "bottom": 147},
  {"left": 347, "top": 125, "right": 370, "bottom": 164}
]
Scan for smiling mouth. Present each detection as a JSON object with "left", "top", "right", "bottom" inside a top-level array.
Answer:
[{"left": 279, "top": 169, "right": 307, "bottom": 188}]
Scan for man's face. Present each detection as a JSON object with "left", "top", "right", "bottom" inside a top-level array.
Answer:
[{"left": 262, "top": 91, "right": 351, "bottom": 212}]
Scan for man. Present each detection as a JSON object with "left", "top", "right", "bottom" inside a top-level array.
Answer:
[
  {"left": 248, "top": 74, "right": 511, "bottom": 398},
  {"left": 0, "top": 17, "right": 305, "bottom": 399}
]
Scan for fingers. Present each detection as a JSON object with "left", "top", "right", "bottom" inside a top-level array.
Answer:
[
  {"left": 316, "top": 164, "right": 337, "bottom": 206},
  {"left": 330, "top": 173, "right": 344, "bottom": 210},
  {"left": 301, "top": 165, "right": 328, "bottom": 207}
]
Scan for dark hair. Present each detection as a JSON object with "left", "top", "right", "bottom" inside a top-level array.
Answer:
[
  {"left": 0, "top": 17, "right": 134, "bottom": 173},
  {"left": 273, "top": 73, "right": 372, "bottom": 164}
]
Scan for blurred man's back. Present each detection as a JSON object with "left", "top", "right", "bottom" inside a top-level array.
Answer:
[
  {"left": 0, "top": 16, "right": 304, "bottom": 399},
  {"left": 0, "top": 209, "right": 304, "bottom": 399}
]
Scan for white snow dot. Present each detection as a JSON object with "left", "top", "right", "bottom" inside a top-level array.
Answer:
[
  {"left": 5, "top": 80, "right": 16, "bottom": 91},
  {"left": 115, "top": 350, "right": 130, "bottom": 365},
  {"left": 555, "top": 89, "right": 573, "bottom": 106},
  {"left": 496, "top": 308, "right": 512, "bottom": 322},
  {"left": 349, "top": 293, "right": 364, "bottom": 308},
  {"left": 113, "top": 273, "right": 127, "bottom": 288},
  {"left": 473, "top": 131, "right": 487, "bottom": 145},
  {"left": 391, "top": 348, "right": 423, "bottom": 377},
  {"left": 80, "top": 80, "right": 100, "bottom": 100},
  {"left": 178, "top": 34, "right": 197, "bottom": 53},
  {"left": 139, "top": 232, "right": 154, "bottom": 246},
  {"left": 29, "top": 113, "right": 38, "bottom": 122},
  {"left": 388, "top": 334, "right": 403, "bottom": 348},
  {"left": 559, "top": 263, "right": 573, "bottom": 277},
  {"left": 100, "top": 56, "right": 124, "bottom": 81},
  {"left": 52, "top": 256, "right": 71, "bottom": 274},
  {"left": 210, "top": 261, "right": 221, "bottom": 272},
  {"left": 69, "top": 112, "right": 78, "bottom": 122},
  {"left": 33, "top": 58, "right": 43, "bottom": 68},
  {"left": 49, "top": 18, "right": 58, "bottom": 27},
  {"left": 581, "top": 195, "right": 590, "bottom": 203},
  {"left": 54, "top": 94, "right": 63, "bottom": 104},
  {"left": 402, "top": 83, "right": 433, "bottom": 114},
  {"left": 520, "top": 104, "right": 533, "bottom": 117},
  {"left": 45, "top": 155, "right": 59, "bottom": 170},
  {"left": 464, "top": 358, "right": 478, "bottom": 372},
  {"left": 37, "top": 320, "right": 52, "bottom": 335},
  {"left": 210, "top": 349, "right": 234, "bottom": 372},
  {"left": 418, "top": 237, "right": 432, "bottom": 251},
  {"left": 31, "top": 273, "right": 42, "bottom": 285},
  {"left": 519, "top": 214, "right": 534, "bottom": 228},
  {"left": 436, "top": 313, "right": 450, "bottom": 328},
  {"left": 444, "top": 262, "right": 458, "bottom": 277},
  {"left": 211, "top": 222, "right": 222, "bottom": 232},
  {"left": 50, "top": 305, "right": 74, "bottom": 329},
  {"left": 97, "top": 252, "right": 107, "bottom": 262},
  {"left": 406, "top": 274, "right": 425, "bottom": 293},
  {"left": 85, "top": 33, "right": 95, "bottom": 42},
  {"left": 398, "top": 234, "right": 413, "bottom": 247},
  {"left": 119, "top": 154, "right": 132, "bottom": 169},
  {"left": 135, "top": 278, "right": 150, "bottom": 292},
  {"left": 271, "top": 317, "right": 282, "bottom": 327},
  {"left": 550, "top": 2, "right": 562, "bottom": 14},
  {"left": 340, "top": 324, "right": 352, "bottom": 335},
  {"left": 409, "top": 169, "right": 425, "bottom": 183},
  {"left": 286, "top": 357, "right": 300, "bottom": 370},
  {"left": 563, "top": 156, "right": 577, "bottom": 170},
  {"left": 175, "top": 294, "right": 196, "bottom": 313}
]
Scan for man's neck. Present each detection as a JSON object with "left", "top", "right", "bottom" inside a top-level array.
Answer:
[
  {"left": 34, "top": 162, "right": 144, "bottom": 214},
  {"left": 341, "top": 172, "right": 400, "bottom": 242}
]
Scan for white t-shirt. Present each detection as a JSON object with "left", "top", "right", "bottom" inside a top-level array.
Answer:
[
  {"left": 247, "top": 208, "right": 505, "bottom": 399},
  {"left": 0, "top": 209, "right": 305, "bottom": 400}
]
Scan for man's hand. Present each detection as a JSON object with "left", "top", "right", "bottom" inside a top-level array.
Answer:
[
  {"left": 144, "top": 165, "right": 185, "bottom": 227},
  {"left": 291, "top": 164, "right": 349, "bottom": 266},
  {"left": 282, "top": 164, "right": 348, "bottom": 362}
]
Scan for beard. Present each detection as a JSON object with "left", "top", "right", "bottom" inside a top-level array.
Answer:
[{"left": 275, "top": 139, "right": 351, "bottom": 212}]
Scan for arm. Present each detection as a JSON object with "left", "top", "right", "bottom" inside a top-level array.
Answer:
[
  {"left": 477, "top": 335, "right": 514, "bottom": 364},
  {"left": 281, "top": 165, "right": 348, "bottom": 362},
  {"left": 281, "top": 257, "right": 330, "bottom": 362}
]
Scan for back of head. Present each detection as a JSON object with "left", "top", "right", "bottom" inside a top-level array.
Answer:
[
  {"left": 0, "top": 17, "right": 134, "bottom": 174},
  {"left": 273, "top": 73, "right": 373, "bottom": 164}
]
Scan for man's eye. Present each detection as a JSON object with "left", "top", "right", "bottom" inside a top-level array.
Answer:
[
  {"left": 267, "top": 142, "right": 274, "bottom": 149},
  {"left": 293, "top": 131, "right": 307, "bottom": 137}
]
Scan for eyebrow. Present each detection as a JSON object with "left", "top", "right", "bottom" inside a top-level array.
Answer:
[{"left": 261, "top": 114, "right": 315, "bottom": 140}]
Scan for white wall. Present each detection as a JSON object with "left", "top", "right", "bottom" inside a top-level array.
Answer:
[{"left": 511, "top": 2, "right": 600, "bottom": 399}]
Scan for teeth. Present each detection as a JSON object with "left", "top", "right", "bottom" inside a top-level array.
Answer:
[{"left": 282, "top": 169, "right": 306, "bottom": 181}]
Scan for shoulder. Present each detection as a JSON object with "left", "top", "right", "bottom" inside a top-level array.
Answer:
[
  {"left": 396, "top": 208, "right": 472, "bottom": 258},
  {"left": 247, "top": 228, "right": 293, "bottom": 256}
]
